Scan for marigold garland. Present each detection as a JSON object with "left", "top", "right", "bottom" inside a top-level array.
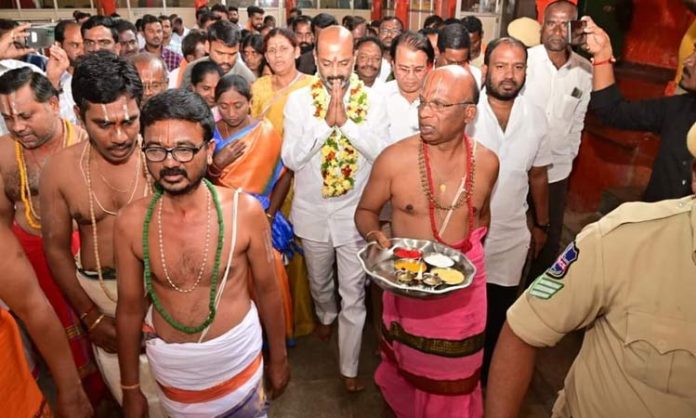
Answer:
[{"left": 311, "top": 75, "right": 368, "bottom": 198}]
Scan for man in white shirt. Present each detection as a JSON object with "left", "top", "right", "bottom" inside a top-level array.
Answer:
[
  {"left": 377, "top": 16, "right": 403, "bottom": 82},
  {"left": 170, "top": 16, "right": 189, "bottom": 53},
  {"left": 282, "top": 26, "right": 389, "bottom": 393},
  {"left": 521, "top": 0, "right": 592, "bottom": 285},
  {"left": 381, "top": 30, "right": 434, "bottom": 144},
  {"left": 51, "top": 20, "right": 84, "bottom": 126},
  {"left": 467, "top": 37, "right": 551, "bottom": 382},
  {"left": 436, "top": 23, "right": 482, "bottom": 88}
]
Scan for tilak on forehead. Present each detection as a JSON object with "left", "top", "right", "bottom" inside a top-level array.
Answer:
[
  {"left": 0, "top": 92, "right": 20, "bottom": 116},
  {"left": 101, "top": 103, "right": 129, "bottom": 138},
  {"left": 101, "top": 104, "right": 110, "bottom": 122},
  {"left": 10, "top": 92, "right": 18, "bottom": 115}
]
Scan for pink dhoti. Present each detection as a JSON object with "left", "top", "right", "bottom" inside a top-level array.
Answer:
[{"left": 376, "top": 227, "right": 488, "bottom": 418}]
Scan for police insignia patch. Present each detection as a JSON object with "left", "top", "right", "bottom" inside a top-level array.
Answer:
[
  {"left": 530, "top": 275, "right": 564, "bottom": 300},
  {"left": 545, "top": 241, "right": 579, "bottom": 279}
]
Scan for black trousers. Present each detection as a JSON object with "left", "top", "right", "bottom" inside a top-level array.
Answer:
[
  {"left": 525, "top": 177, "right": 569, "bottom": 287},
  {"left": 482, "top": 283, "right": 520, "bottom": 385}
]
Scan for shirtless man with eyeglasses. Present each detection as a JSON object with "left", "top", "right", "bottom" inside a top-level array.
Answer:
[{"left": 355, "top": 65, "right": 498, "bottom": 417}]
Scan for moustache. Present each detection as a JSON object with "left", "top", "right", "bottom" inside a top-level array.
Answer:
[
  {"left": 159, "top": 167, "right": 189, "bottom": 179},
  {"left": 358, "top": 65, "right": 378, "bottom": 72},
  {"left": 327, "top": 76, "right": 346, "bottom": 83}
]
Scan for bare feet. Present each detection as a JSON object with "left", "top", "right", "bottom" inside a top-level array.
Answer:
[
  {"left": 342, "top": 375, "right": 366, "bottom": 393},
  {"left": 315, "top": 322, "right": 332, "bottom": 342}
]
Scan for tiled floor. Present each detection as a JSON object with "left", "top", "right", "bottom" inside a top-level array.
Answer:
[
  {"left": 269, "top": 318, "right": 583, "bottom": 418},
  {"left": 269, "top": 207, "right": 595, "bottom": 418},
  {"left": 38, "top": 206, "right": 594, "bottom": 417}
]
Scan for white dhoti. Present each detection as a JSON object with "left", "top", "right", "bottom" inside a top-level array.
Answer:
[
  {"left": 144, "top": 302, "right": 266, "bottom": 418},
  {"left": 76, "top": 269, "right": 165, "bottom": 418}
]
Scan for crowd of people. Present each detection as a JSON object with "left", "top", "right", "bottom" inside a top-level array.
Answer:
[{"left": 0, "top": 0, "right": 695, "bottom": 417}]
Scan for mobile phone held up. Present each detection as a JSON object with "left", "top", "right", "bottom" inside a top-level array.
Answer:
[
  {"left": 26, "top": 26, "right": 55, "bottom": 50},
  {"left": 567, "top": 20, "right": 587, "bottom": 46}
]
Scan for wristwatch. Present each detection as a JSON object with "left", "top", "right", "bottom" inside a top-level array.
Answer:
[{"left": 533, "top": 220, "right": 550, "bottom": 233}]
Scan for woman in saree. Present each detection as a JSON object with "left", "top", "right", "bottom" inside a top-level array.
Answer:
[
  {"left": 208, "top": 74, "right": 295, "bottom": 342},
  {"left": 250, "top": 28, "right": 316, "bottom": 338}
]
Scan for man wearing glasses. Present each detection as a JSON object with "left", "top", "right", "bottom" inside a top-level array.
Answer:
[
  {"left": 129, "top": 53, "right": 169, "bottom": 106},
  {"left": 466, "top": 37, "right": 551, "bottom": 383},
  {"left": 40, "top": 52, "right": 164, "bottom": 417},
  {"left": 115, "top": 89, "right": 288, "bottom": 418},
  {"left": 377, "top": 16, "right": 403, "bottom": 82},
  {"left": 355, "top": 65, "right": 499, "bottom": 417}
]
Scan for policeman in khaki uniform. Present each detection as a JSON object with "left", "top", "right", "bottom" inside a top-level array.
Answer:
[{"left": 485, "top": 124, "right": 696, "bottom": 418}]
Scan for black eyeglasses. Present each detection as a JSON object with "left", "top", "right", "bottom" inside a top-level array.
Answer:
[
  {"left": 417, "top": 98, "right": 475, "bottom": 112},
  {"left": 142, "top": 143, "right": 206, "bottom": 163}
]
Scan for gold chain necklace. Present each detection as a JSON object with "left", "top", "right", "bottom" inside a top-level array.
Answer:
[
  {"left": 83, "top": 143, "right": 118, "bottom": 303},
  {"left": 79, "top": 143, "right": 141, "bottom": 216},
  {"left": 80, "top": 141, "right": 146, "bottom": 302},
  {"left": 157, "top": 187, "right": 212, "bottom": 293},
  {"left": 15, "top": 120, "right": 72, "bottom": 229}
]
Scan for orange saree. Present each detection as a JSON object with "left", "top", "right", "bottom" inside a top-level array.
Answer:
[{"left": 212, "top": 119, "right": 294, "bottom": 340}]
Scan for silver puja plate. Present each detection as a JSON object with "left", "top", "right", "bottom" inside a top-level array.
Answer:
[{"left": 357, "top": 238, "right": 476, "bottom": 299}]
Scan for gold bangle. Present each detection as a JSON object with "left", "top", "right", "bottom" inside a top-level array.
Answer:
[
  {"left": 87, "top": 314, "right": 105, "bottom": 333},
  {"left": 79, "top": 304, "right": 97, "bottom": 322},
  {"left": 120, "top": 382, "right": 140, "bottom": 390}
]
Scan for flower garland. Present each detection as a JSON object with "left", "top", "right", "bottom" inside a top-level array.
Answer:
[
  {"left": 311, "top": 74, "right": 368, "bottom": 198},
  {"left": 142, "top": 179, "right": 225, "bottom": 335}
]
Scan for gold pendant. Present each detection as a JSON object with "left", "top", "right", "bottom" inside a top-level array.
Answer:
[{"left": 439, "top": 183, "right": 446, "bottom": 194}]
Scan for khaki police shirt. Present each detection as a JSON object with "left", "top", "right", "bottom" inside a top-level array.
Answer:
[{"left": 508, "top": 196, "right": 696, "bottom": 418}]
